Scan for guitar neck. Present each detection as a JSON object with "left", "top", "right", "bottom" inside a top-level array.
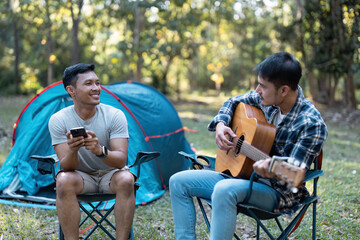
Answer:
[{"left": 238, "top": 139, "right": 270, "bottom": 161}]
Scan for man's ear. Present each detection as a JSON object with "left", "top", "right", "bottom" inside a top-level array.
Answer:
[
  {"left": 66, "top": 85, "right": 75, "bottom": 98},
  {"left": 280, "top": 85, "right": 290, "bottom": 96}
]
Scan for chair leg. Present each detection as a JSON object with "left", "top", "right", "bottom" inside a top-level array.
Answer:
[
  {"left": 277, "top": 204, "right": 311, "bottom": 240},
  {"left": 78, "top": 200, "right": 136, "bottom": 239},
  {"left": 312, "top": 177, "right": 319, "bottom": 240},
  {"left": 59, "top": 224, "right": 65, "bottom": 240},
  {"left": 245, "top": 209, "right": 276, "bottom": 240},
  {"left": 274, "top": 218, "right": 289, "bottom": 240},
  {"left": 312, "top": 201, "right": 317, "bottom": 240},
  {"left": 274, "top": 217, "right": 284, "bottom": 232},
  {"left": 196, "top": 198, "right": 241, "bottom": 240},
  {"left": 129, "top": 225, "right": 134, "bottom": 240},
  {"left": 79, "top": 202, "right": 116, "bottom": 240},
  {"left": 87, "top": 202, "right": 116, "bottom": 230},
  {"left": 196, "top": 197, "right": 211, "bottom": 231}
]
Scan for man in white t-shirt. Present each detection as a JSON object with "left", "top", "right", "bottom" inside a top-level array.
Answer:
[{"left": 48, "top": 63, "right": 134, "bottom": 240}]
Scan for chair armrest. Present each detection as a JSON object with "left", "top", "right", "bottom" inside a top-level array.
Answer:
[
  {"left": 129, "top": 152, "right": 160, "bottom": 178},
  {"left": 178, "top": 151, "right": 214, "bottom": 170},
  {"left": 304, "top": 170, "right": 324, "bottom": 182}
]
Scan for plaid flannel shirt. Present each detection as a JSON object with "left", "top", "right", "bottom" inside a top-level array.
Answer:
[{"left": 208, "top": 86, "right": 328, "bottom": 213}]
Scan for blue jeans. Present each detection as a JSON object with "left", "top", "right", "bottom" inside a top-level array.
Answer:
[{"left": 169, "top": 170, "right": 280, "bottom": 240}]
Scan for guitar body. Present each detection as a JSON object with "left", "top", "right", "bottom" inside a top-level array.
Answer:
[{"left": 215, "top": 102, "right": 276, "bottom": 179}]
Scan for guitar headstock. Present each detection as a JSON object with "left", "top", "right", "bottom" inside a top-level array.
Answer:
[{"left": 269, "top": 156, "right": 306, "bottom": 192}]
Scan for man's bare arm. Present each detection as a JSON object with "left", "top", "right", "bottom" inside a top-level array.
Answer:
[
  {"left": 54, "top": 132, "right": 84, "bottom": 171},
  {"left": 84, "top": 131, "right": 128, "bottom": 169}
]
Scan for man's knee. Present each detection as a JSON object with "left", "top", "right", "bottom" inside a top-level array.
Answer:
[
  {"left": 169, "top": 171, "right": 184, "bottom": 191},
  {"left": 111, "top": 170, "right": 135, "bottom": 193},
  {"left": 169, "top": 172, "right": 178, "bottom": 191},
  {"left": 212, "top": 180, "right": 247, "bottom": 205},
  {"left": 169, "top": 170, "right": 192, "bottom": 196},
  {"left": 56, "top": 171, "right": 83, "bottom": 195}
]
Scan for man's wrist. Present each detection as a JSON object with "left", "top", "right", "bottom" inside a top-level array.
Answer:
[
  {"left": 96, "top": 145, "right": 108, "bottom": 158},
  {"left": 215, "top": 121, "right": 226, "bottom": 130}
]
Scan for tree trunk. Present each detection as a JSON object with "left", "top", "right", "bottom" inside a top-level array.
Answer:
[
  {"left": 306, "top": 70, "right": 317, "bottom": 101},
  {"left": 329, "top": 75, "right": 339, "bottom": 105},
  {"left": 176, "top": 60, "right": 181, "bottom": 101},
  {"left": 331, "top": 0, "right": 357, "bottom": 109},
  {"left": 13, "top": 19, "right": 20, "bottom": 93},
  {"left": 249, "top": 44, "right": 256, "bottom": 90},
  {"left": 295, "top": 0, "right": 316, "bottom": 100},
  {"left": 316, "top": 73, "right": 329, "bottom": 104},
  {"left": 8, "top": 0, "right": 20, "bottom": 93},
  {"left": 45, "top": 0, "right": 54, "bottom": 85},
  {"left": 133, "top": 3, "right": 145, "bottom": 82},
  {"left": 344, "top": 72, "right": 357, "bottom": 109},
  {"left": 71, "top": 15, "right": 79, "bottom": 65},
  {"left": 161, "top": 56, "right": 174, "bottom": 95},
  {"left": 70, "top": 0, "right": 83, "bottom": 65}
]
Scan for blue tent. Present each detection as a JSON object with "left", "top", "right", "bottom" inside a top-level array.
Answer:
[{"left": 0, "top": 81, "right": 193, "bottom": 208}]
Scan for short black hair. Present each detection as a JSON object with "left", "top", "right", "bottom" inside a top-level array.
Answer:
[
  {"left": 253, "top": 52, "right": 302, "bottom": 91},
  {"left": 62, "top": 63, "right": 95, "bottom": 89}
]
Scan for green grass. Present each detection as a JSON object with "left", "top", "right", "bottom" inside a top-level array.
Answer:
[{"left": 0, "top": 93, "right": 359, "bottom": 239}]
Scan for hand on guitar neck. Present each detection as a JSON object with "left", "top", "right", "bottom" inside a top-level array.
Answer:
[
  {"left": 253, "top": 158, "right": 276, "bottom": 179},
  {"left": 253, "top": 157, "right": 306, "bottom": 193},
  {"left": 268, "top": 156, "right": 306, "bottom": 192}
]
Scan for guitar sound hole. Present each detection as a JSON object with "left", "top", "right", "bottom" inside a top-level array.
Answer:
[{"left": 234, "top": 135, "right": 245, "bottom": 156}]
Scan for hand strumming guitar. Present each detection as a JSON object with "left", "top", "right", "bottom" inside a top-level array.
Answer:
[{"left": 215, "top": 122, "right": 237, "bottom": 151}]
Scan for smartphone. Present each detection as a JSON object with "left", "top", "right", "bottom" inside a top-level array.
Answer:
[{"left": 70, "top": 127, "right": 88, "bottom": 138}]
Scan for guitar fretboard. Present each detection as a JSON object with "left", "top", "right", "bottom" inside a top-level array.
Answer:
[{"left": 237, "top": 139, "right": 270, "bottom": 161}]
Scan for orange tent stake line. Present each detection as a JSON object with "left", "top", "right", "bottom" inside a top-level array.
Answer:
[{"left": 79, "top": 201, "right": 109, "bottom": 235}]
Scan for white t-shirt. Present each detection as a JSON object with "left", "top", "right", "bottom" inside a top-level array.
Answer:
[
  {"left": 48, "top": 103, "right": 129, "bottom": 172},
  {"left": 272, "top": 110, "right": 285, "bottom": 127}
]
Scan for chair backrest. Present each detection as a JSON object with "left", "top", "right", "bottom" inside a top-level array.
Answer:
[{"left": 316, "top": 150, "right": 323, "bottom": 170}]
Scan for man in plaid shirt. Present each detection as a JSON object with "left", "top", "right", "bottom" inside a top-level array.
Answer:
[{"left": 170, "top": 52, "right": 328, "bottom": 240}]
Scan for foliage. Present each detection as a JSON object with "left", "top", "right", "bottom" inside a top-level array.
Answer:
[
  {"left": 274, "top": 0, "right": 359, "bottom": 108},
  {"left": 0, "top": 0, "right": 358, "bottom": 108}
]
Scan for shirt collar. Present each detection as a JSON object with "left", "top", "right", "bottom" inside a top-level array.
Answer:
[{"left": 282, "top": 85, "right": 305, "bottom": 124}]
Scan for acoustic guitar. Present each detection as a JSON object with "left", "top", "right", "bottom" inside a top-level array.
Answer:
[{"left": 215, "top": 102, "right": 305, "bottom": 189}]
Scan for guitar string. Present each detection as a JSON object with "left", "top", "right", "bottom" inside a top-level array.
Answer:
[{"left": 237, "top": 139, "right": 269, "bottom": 161}]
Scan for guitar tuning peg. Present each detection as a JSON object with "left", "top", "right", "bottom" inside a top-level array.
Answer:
[
  {"left": 292, "top": 169, "right": 297, "bottom": 173},
  {"left": 276, "top": 172, "right": 282, "bottom": 177},
  {"left": 290, "top": 186, "right": 298, "bottom": 194},
  {"left": 285, "top": 183, "right": 299, "bottom": 193}
]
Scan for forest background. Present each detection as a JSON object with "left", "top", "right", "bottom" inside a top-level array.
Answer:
[
  {"left": 0, "top": 0, "right": 359, "bottom": 109},
  {"left": 0, "top": 0, "right": 360, "bottom": 239}
]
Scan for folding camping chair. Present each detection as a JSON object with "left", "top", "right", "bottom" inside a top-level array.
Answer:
[
  {"left": 179, "top": 151, "right": 324, "bottom": 240},
  {"left": 32, "top": 151, "right": 160, "bottom": 240}
]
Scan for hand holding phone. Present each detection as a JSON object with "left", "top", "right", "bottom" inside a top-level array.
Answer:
[{"left": 70, "top": 127, "right": 88, "bottom": 138}]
